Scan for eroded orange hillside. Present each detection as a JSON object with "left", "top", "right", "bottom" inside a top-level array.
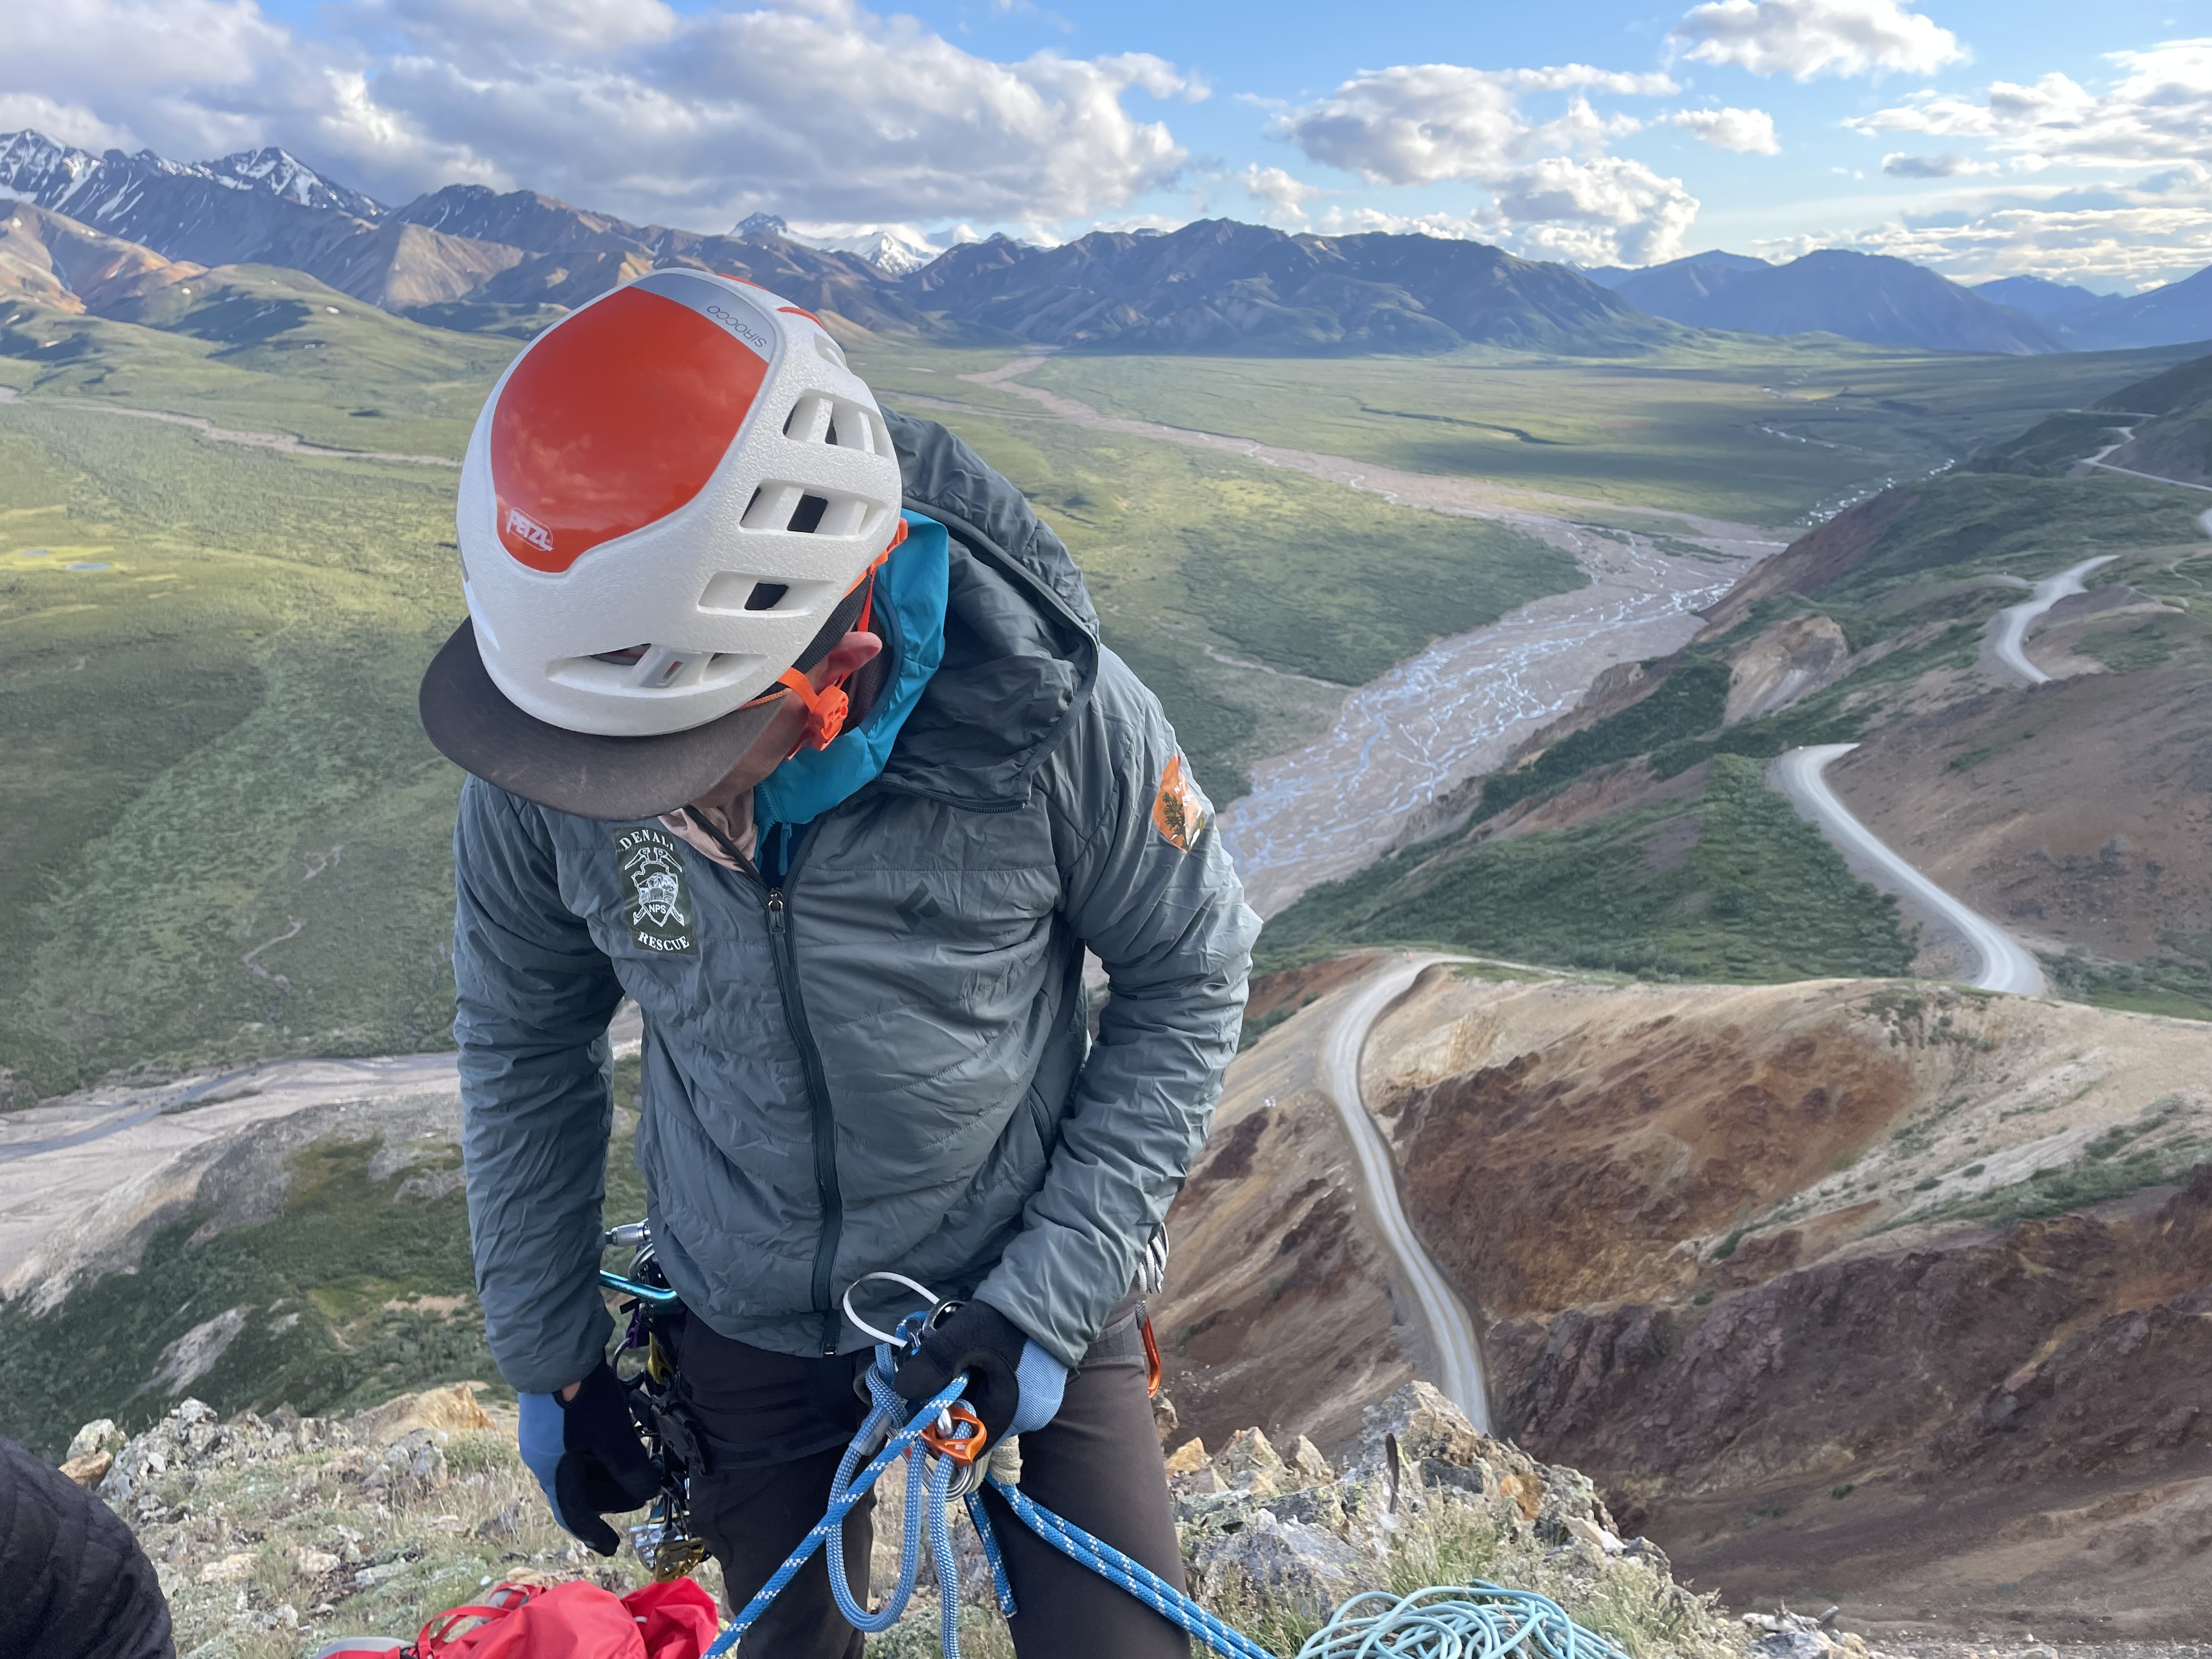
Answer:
[{"left": 1353, "top": 965, "right": 2212, "bottom": 1638}]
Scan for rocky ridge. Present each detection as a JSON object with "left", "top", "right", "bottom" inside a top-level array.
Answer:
[
  {"left": 64, "top": 1379, "right": 1767, "bottom": 1658},
  {"left": 1165, "top": 1381, "right": 1749, "bottom": 1658}
]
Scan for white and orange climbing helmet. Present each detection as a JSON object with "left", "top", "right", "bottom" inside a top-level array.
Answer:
[{"left": 418, "top": 269, "right": 907, "bottom": 819}]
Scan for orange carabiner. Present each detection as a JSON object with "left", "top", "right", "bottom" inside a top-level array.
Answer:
[
  {"left": 920, "top": 1403, "right": 989, "bottom": 1466},
  {"left": 1140, "top": 1310, "right": 1163, "bottom": 1400}
]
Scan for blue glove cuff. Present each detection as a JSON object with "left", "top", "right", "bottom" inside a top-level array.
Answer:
[
  {"left": 1007, "top": 1339, "right": 1068, "bottom": 1436},
  {"left": 517, "top": 1390, "right": 564, "bottom": 1504}
]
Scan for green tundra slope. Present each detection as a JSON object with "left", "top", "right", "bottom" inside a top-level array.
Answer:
[{"left": 1262, "top": 356, "right": 2212, "bottom": 1005}]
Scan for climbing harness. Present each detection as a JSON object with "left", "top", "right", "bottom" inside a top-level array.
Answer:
[{"left": 600, "top": 1223, "right": 710, "bottom": 1579}]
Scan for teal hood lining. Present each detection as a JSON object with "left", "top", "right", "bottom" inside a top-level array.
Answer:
[{"left": 754, "top": 511, "right": 950, "bottom": 832}]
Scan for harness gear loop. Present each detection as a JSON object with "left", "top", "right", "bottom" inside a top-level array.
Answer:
[{"left": 841, "top": 1271, "right": 949, "bottom": 1346}]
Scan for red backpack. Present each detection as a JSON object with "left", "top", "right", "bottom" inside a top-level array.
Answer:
[{"left": 410, "top": 1579, "right": 719, "bottom": 1659}]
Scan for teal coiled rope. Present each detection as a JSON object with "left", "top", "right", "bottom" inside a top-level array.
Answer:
[
  {"left": 692, "top": 1313, "right": 1632, "bottom": 1659},
  {"left": 1293, "top": 1587, "right": 1629, "bottom": 1659}
]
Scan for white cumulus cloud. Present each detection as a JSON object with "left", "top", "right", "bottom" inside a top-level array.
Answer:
[
  {"left": 1783, "top": 165, "right": 2212, "bottom": 287},
  {"left": 1666, "top": 106, "right": 1781, "bottom": 153},
  {"left": 1279, "top": 65, "right": 1526, "bottom": 187},
  {"left": 1849, "top": 38, "right": 2212, "bottom": 168},
  {"left": 1669, "top": 0, "right": 1966, "bottom": 81},
  {"left": 0, "top": 93, "right": 138, "bottom": 154},
  {"left": 1274, "top": 61, "right": 1694, "bottom": 265},
  {"left": 1239, "top": 164, "right": 1324, "bottom": 228},
  {"left": 1479, "top": 155, "right": 1702, "bottom": 266},
  {"left": 0, "top": 0, "right": 1202, "bottom": 229}
]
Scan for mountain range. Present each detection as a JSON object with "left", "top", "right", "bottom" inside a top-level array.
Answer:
[
  {"left": 1592, "top": 246, "right": 2212, "bottom": 354},
  {"left": 5, "top": 129, "right": 2212, "bottom": 358},
  {"left": 904, "top": 217, "right": 1678, "bottom": 352},
  {"left": 1593, "top": 247, "right": 2065, "bottom": 354}
]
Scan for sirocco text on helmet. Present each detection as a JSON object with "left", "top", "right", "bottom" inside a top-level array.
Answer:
[{"left": 700, "top": 302, "right": 772, "bottom": 356}]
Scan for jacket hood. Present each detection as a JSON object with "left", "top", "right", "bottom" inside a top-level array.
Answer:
[{"left": 878, "top": 410, "right": 1101, "bottom": 810}]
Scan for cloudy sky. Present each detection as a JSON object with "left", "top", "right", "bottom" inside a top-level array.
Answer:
[{"left": 5, "top": 0, "right": 2209, "bottom": 288}]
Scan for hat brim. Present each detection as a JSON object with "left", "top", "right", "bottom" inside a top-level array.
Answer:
[{"left": 418, "top": 620, "right": 792, "bottom": 821}]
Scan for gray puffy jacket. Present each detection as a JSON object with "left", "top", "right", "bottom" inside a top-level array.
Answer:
[{"left": 452, "top": 413, "right": 1259, "bottom": 1391}]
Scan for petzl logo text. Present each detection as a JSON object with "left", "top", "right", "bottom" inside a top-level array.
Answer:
[{"left": 504, "top": 505, "right": 555, "bottom": 555}]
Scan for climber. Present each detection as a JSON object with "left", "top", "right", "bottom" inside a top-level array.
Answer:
[
  {"left": 0, "top": 1435, "right": 174, "bottom": 1659},
  {"left": 417, "top": 270, "right": 1257, "bottom": 1659}
]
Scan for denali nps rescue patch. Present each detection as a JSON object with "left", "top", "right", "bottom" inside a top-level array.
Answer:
[
  {"left": 612, "top": 826, "right": 698, "bottom": 954},
  {"left": 1150, "top": 752, "right": 1211, "bottom": 854}
]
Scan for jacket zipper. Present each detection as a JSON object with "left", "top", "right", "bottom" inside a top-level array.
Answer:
[
  {"left": 680, "top": 810, "right": 846, "bottom": 1356},
  {"left": 764, "top": 886, "right": 847, "bottom": 1355}
]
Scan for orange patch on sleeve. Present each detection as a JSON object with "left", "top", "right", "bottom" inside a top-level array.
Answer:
[{"left": 1150, "top": 752, "right": 1209, "bottom": 853}]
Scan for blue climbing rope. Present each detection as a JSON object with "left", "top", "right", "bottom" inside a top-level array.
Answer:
[
  {"left": 983, "top": 1474, "right": 1272, "bottom": 1659},
  {"left": 1293, "top": 1586, "right": 1629, "bottom": 1659},
  {"left": 697, "top": 1308, "right": 1632, "bottom": 1659},
  {"left": 698, "top": 1316, "right": 966, "bottom": 1658}
]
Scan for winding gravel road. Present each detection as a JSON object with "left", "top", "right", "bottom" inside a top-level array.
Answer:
[
  {"left": 1773, "top": 745, "right": 2048, "bottom": 997},
  {"left": 1988, "top": 554, "right": 2119, "bottom": 686},
  {"left": 1318, "top": 955, "right": 1490, "bottom": 1427}
]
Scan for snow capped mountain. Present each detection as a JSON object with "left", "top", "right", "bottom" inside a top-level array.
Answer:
[
  {"left": 0, "top": 132, "right": 386, "bottom": 269},
  {"left": 205, "top": 146, "right": 385, "bottom": 220},
  {"left": 730, "top": 211, "right": 940, "bottom": 275},
  {"left": 812, "top": 228, "right": 939, "bottom": 277},
  {"left": 0, "top": 131, "right": 101, "bottom": 206}
]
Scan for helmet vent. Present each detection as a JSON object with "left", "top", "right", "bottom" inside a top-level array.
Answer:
[
  {"left": 782, "top": 393, "right": 885, "bottom": 455},
  {"left": 698, "top": 571, "right": 829, "bottom": 615},
  {"left": 552, "top": 645, "right": 710, "bottom": 693},
  {"left": 741, "top": 483, "right": 870, "bottom": 538},
  {"left": 700, "top": 652, "right": 759, "bottom": 687}
]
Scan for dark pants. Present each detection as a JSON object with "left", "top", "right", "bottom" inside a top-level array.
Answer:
[{"left": 674, "top": 1311, "right": 1191, "bottom": 1659}]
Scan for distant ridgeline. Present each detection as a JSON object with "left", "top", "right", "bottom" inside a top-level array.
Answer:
[
  {"left": 4, "top": 130, "right": 2212, "bottom": 356},
  {"left": 1262, "top": 348, "right": 2212, "bottom": 1013}
]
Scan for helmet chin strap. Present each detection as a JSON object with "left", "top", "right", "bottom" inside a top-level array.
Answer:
[
  {"left": 770, "top": 546, "right": 895, "bottom": 755},
  {"left": 775, "top": 667, "right": 850, "bottom": 754}
]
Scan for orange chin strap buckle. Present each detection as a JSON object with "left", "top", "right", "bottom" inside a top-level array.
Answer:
[
  {"left": 770, "top": 522, "right": 905, "bottom": 755},
  {"left": 920, "top": 1403, "right": 989, "bottom": 1466},
  {"left": 775, "top": 668, "right": 849, "bottom": 752}
]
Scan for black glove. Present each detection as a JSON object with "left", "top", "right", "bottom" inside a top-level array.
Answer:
[
  {"left": 890, "top": 1300, "right": 1066, "bottom": 1449},
  {"left": 516, "top": 1363, "right": 663, "bottom": 1555}
]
